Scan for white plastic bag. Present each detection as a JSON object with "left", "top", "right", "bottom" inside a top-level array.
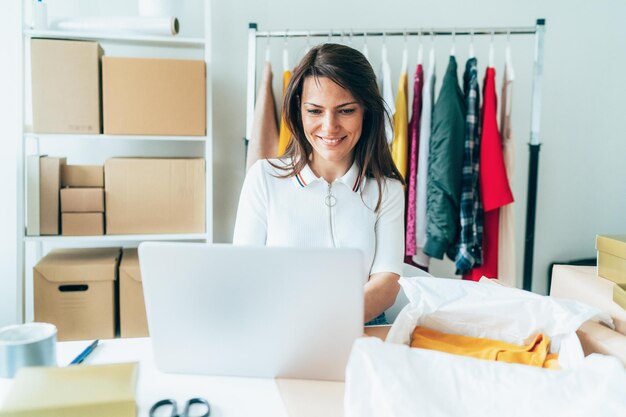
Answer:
[
  {"left": 345, "top": 276, "right": 626, "bottom": 417},
  {"left": 387, "top": 276, "right": 612, "bottom": 366},
  {"left": 345, "top": 338, "right": 626, "bottom": 417}
]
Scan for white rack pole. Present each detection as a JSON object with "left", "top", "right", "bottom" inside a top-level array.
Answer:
[
  {"left": 204, "top": 0, "right": 213, "bottom": 242},
  {"left": 255, "top": 27, "right": 536, "bottom": 38},
  {"left": 17, "top": 0, "right": 26, "bottom": 323},
  {"left": 522, "top": 18, "right": 546, "bottom": 292},
  {"left": 244, "top": 23, "right": 258, "bottom": 167}
]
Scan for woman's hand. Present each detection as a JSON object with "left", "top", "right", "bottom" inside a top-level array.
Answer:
[{"left": 364, "top": 272, "right": 401, "bottom": 323}]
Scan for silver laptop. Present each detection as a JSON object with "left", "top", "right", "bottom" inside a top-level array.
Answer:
[{"left": 138, "top": 242, "right": 364, "bottom": 381}]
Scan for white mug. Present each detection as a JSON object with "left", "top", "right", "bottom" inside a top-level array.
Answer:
[{"left": 0, "top": 322, "right": 57, "bottom": 378}]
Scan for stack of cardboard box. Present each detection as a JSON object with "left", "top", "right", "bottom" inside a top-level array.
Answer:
[
  {"left": 29, "top": 38, "right": 208, "bottom": 237},
  {"left": 61, "top": 165, "right": 105, "bottom": 236},
  {"left": 34, "top": 247, "right": 149, "bottom": 341},
  {"left": 597, "top": 235, "right": 626, "bottom": 310},
  {"left": 31, "top": 38, "right": 206, "bottom": 136},
  {"left": 550, "top": 234, "right": 626, "bottom": 364}
]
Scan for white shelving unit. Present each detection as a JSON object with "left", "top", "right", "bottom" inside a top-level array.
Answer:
[
  {"left": 23, "top": 29, "right": 205, "bottom": 47},
  {"left": 24, "top": 133, "right": 211, "bottom": 143},
  {"left": 24, "top": 233, "right": 209, "bottom": 243},
  {"left": 17, "top": 0, "right": 213, "bottom": 323}
]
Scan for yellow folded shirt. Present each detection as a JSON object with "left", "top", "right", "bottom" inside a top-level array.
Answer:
[{"left": 410, "top": 326, "right": 559, "bottom": 369}]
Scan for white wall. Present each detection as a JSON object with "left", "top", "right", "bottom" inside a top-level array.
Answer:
[
  {"left": 0, "top": 1, "right": 21, "bottom": 327},
  {"left": 210, "top": 0, "right": 626, "bottom": 293},
  {"left": 1, "top": 0, "right": 625, "bottom": 325}
]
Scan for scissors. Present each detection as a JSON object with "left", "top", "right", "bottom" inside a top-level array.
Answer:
[{"left": 149, "top": 398, "right": 210, "bottom": 417}]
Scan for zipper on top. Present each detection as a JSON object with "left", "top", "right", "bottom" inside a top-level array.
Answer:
[{"left": 325, "top": 182, "right": 337, "bottom": 248}]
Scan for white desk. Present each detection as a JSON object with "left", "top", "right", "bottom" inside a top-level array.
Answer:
[
  {"left": 0, "top": 330, "right": 394, "bottom": 417},
  {"left": 0, "top": 337, "right": 346, "bottom": 417}
]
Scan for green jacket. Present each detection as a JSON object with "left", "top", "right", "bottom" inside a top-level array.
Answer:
[{"left": 424, "top": 56, "right": 466, "bottom": 259}]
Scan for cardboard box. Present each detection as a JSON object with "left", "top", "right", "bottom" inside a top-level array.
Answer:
[
  {"left": 62, "top": 213, "right": 104, "bottom": 236},
  {"left": 26, "top": 155, "right": 41, "bottom": 236},
  {"left": 119, "top": 249, "right": 149, "bottom": 338},
  {"left": 597, "top": 235, "right": 626, "bottom": 284},
  {"left": 550, "top": 265, "right": 626, "bottom": 335},
  {"left": 62, "top": 165, "right": 104, "bottom": 187},
  {"left": 40, "top": 156, "right": 66, "bottom": 235},
  {"left": 0, "top": 363, "right": 138, "bottom": 417},
  {"left": 614, "top": 284, "right": 626, "bottom": 311},
  {"left": 31, "top": 39, "right": 102, "bottom": 134},
  {"left": 34, "top": 248, "right": 121, "bottom": 341},
  {"left": 61, "top": 188, "right": 104, "bottom": 212},
  {"left": 104, "top": 158, "right": 205, "bottom": 234},
  {"left": 103, "top": 56, "right": 205, "bottom": 135}
]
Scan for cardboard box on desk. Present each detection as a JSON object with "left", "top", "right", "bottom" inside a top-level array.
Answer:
[
  {"left": 62, "top": 165, "right": 104, "bottom": 188},
  {"left": 614, "top": 284, "right": 626, "bottom": 311},
  {"left": 0, "top": 363, "right": 138, "bottom": 417},
  {"left": 103, "top": 56, "right": 205, "bottom": 135},
  {"left": 105, "top": 158, "right": 205, "bottom": 234},
  {"left": 40, "top": 156, "right": 66, "bottom": 235},
  {"left": 550, "top": 265, "right": 626, "bottom": 335},
  {"left": 34, "top": 248, "right": 121, "bottom": 341},
  {"left": 31, "top": 39, "right": 102, "bottom": 134},
  {"left": 119, "top": 248, "right": 149, "bottom": 338},
  {"left": 597, "top": 234, "right": 626, "bottom": 284}
]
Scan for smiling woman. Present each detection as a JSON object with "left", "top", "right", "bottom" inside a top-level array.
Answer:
[
  {"left": 300, "top": 76, "right": 364, "bottom": 180},
  {"left": 233, "top": 43, "right": 405, "bottom": 324}
]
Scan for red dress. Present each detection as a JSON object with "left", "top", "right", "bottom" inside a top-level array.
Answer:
[{"left": 464, "top": 68, "right": 513, "bottom": 281}]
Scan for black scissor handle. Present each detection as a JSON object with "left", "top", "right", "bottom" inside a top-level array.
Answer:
[
  {"left": 150, "top": 399, "right": 178, "bottom": 417},
  {"left": 183, "top": 397, "right": 211, "bottom": 417}
]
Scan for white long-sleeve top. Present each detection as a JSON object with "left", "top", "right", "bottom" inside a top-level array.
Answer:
[{"left": 233, "top": 159, "right": 405, "bottom": 281}]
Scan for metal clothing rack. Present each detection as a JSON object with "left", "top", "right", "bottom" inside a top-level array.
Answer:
[{"left": 245, "top": 20, "right": 546, "bottom": 292}]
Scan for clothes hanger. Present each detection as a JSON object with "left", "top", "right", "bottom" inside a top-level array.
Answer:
[
  {"left": 505, "top": 29, "right": 515, "bottom": 80},
  {"left": 428, "top": 30, "right": 435, "bottom": 72},
  {"left": 362, "top": 31, "right": 369, "bottom": 59},
  {"left": 468, "top": 29, "right": 475, "bottom": 59},
  {"left": 488, "top": 29, "right": 495, "bottom": 67},
  {"left": 417, "top": 30, "right": 423, "bottom": 66},
  {"left": 381, "top": 31, "right": 388, "bottom": 64},
  {"left": 401, "top": 30, "right": 408, "bottom": 73},
  {"left": 304, "top": 31, "right": 311, "bottom": 55},
  {"left": 283, "top": 29, "right": 289, "bottom": 72},
  {"left": 450, "top": 28, "right": 456, "bottom": 57}
]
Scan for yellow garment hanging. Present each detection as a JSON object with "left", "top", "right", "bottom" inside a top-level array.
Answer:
[
  {"left": 410, "top": 326, "right": 560, "bottom": 369},
  {"left": 391, "top": 72, "right": 408, "bottom": 180},
  {"left": 277, "top": 70, "right": 293, "bottom": 156}
]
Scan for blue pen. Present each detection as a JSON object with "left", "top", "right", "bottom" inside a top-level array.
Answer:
[{"left": 69, "top": 339, "right": 99, "bottom": 365}]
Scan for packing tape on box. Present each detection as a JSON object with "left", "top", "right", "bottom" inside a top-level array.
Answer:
[
  {"left": 0, "top": 323, "right": 57, "bottom": 378},
  {"left": 51, "top": 16, "right": 180, "bottom": 36}
]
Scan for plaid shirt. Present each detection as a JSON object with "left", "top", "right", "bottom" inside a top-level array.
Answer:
[{"left": 453, "top": 58, "right": 484, "bottom": 273}]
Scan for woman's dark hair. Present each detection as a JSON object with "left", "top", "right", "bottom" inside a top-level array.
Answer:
[{"left": 273, "top": 43, "right": 403, "bottom": 212}]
